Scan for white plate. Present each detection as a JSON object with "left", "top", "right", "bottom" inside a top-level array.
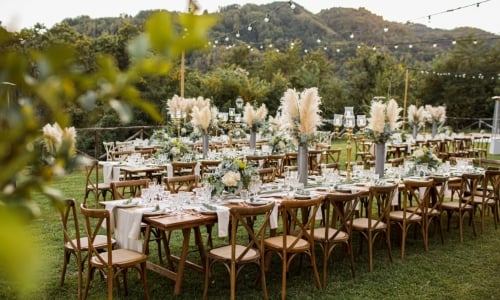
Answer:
[
  {"left": 115, "top": 201, "right": 139, "bottom": 208},
  {"left": 228, "top": 199, "right": 244, "bottom": 204},
  {"left": 245, "top": 199, "right": 270, "bottom": 206},
  {"left": 142, "top": 208, "right": 170, "bottom": 216},
  {"left": 195, "top": 207, "right": 218, "bottom": 214}
]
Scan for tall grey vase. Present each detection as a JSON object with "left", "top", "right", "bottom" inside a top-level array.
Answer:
[
  {"left": 412, "top": 125, "right": 418, "bottom": 140},
  {"left": 250, "top": 130, "right": 257, "bottom": 150},
  {"left": 432, "top": 122, "right": 438, "bottom": 138},
  {"left": 298, "top": 145, "right": 308, "bottom": 185},
  {"left": 375, "top": 143, "right": 386, "bottom": 178},
  {"left": 202, "top": 134, "right": 209, "bottom": 159}
]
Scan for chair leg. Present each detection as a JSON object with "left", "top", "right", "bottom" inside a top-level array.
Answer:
[
  {"left": 60, "top": 249, "right": 70, "bottom": 286},
  {"left": 203, "top": 257, "right": 211, "bottom": 300},
  {"left": 141, "top": 262, "right": 150, "bottom": 300}
]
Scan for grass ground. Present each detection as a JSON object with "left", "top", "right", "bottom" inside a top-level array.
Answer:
[{"left": 1, "top": 141, "right": 500, "bottom": 299}]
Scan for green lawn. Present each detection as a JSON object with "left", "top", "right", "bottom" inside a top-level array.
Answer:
[{"left": 2, "top": 146, "right": 500, "bottom": 299}]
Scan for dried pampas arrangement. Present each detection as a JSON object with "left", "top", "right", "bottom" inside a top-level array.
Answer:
[
  {"left": 242, "top": 102, "right": 268, "bottom": 131},
  {"left": 280, "top": 87, "right": 322, "bottom": 145}
]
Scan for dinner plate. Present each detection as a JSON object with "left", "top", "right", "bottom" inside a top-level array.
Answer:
[
  {"left": 228, "top": 199, "right": 244, "bottom": 204},
  {"left": 245, "top": 199, "right": 270, "bottom": 206},
  {"left": 294, "top": 193, "right": 311, "bottom": 199},
  {"left": 195, "top": 205, "right": 218, "bottom": 214},
  {"left": 143, "top": 208, "right": 170, "bottom": 216},
  {"left": 115, "top": 200, "right": 139, "bottom": 208}
]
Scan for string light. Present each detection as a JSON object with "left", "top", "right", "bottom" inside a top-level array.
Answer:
[
  {"left": 289, "top": 1, "right": 295, "bottom": 9},
  {"left": 410, "top": 0, "right": 492, "bottom": 24}
]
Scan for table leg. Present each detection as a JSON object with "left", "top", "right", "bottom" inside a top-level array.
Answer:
[{"left": 174, "top": 228, "right": 191, "bottom": 295}]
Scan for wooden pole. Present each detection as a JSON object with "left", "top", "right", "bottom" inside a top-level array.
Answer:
[
  {"left": 180, "top": 51, "right": 185, "bottom": 98},
  {"left": 402, "top": 68, "right": 409, "bottom": 130}
]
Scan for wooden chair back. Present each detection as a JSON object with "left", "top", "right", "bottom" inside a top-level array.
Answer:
[
  {"left": 265, "top": 154, "right": 285, "bottom": 178},
  {"left": 402, "top": 179, "right": 433, "bottom": 217},
  {"left": 367, "top": 184, "right": 397, "bottom": 232},
  {"left": 164, "top": 175, "right": 199, "bottom": 193},
  {"left": 258, "top": 167, "right": 275, "bottom": 183},
  {"left": 199, "top": 160, "right": 221, "bottom": 177},
  {"left": 280, "top": 196, "right": 323, "bottom": 252},
  {"left": 110, "top": 179, "right": 150, "bottom": 199},
  {"left": 171, "top": 161, "right": 198, "bottom": 176}
]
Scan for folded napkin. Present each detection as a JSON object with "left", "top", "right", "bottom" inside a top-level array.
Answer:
[
  {"left": 392, "top": 187, "right": 399, "bottom": 205},
  {"left": 270, "top": 204, "right": 279, "bottom": 229},
  {"left": 216, "top": 206, "right": 230, "bottom": 237}
]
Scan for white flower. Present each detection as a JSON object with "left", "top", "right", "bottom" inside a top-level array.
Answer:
[
  {"left": 42, "top": 122, "right": 76, "bottom": 155},
  {"left": 221, "top": 171, "right": 240, "bottom": 187},
  {"left": 171, "top": 147, "right": 180, "bottom": 155},
  {"left": 413, "top": 149, "right": 424, "bottom": 158}
]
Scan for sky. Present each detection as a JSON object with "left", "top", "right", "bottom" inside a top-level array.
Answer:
[{"left": 1, "top": 0, "right": 499, "bottom": 34}]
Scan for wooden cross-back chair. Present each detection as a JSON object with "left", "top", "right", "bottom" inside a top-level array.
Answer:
[
  {"left": 203, "top": 202, "right": 275, "bottom": 300},
  {"left": 474, "top": 169, "right": 500, "bottom": 233},
  {"left": 59, "top": 198, "right": 114, "bottom": 300},
  {"left": 264, "top": 196, "right": 324, "bottom": 300},
  {"left": 80, "top": 204, "right": 149, "bottom": 300},
  {"left": 164, "top": 175, "right": 199, "bottom": 194},
  {"left": 171, "top": 161, "right": 198, "bottom": 176},
  {"left": 313, "top": 192, "right": 360, "bottom": 287},
  {"left": 351, "top": 184, "right": 396, "bottom": 272},
  {"left": 258, "top": 167, "right": 276, "bottom": 184},
  {"left": 441, "top": 173, "right": 480, "bottom": 242},
  {"left": 110, "top": 179, "right": 150, "bottom": 200},
  {"left": 389, "top": 179, "right": 430, "bottom": 258},
  {"left": 84, "top": 159, "right": 111, "bottom": 207}
]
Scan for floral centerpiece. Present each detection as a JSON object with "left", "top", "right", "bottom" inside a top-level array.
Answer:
[
  {"left": 206, "top": 158, "right": 257, "bottom": 196},
  {"left": 407, "top": 104, "right": 425, "bottom": 140},
  {"left": 411, "top": 146, "right": 442, "bottom": 171},
  {"left": 424, "top": 105, "right": 446, "bottom": 138},
  {"left": 280, "top": 87, "right": 322, "bottom": 184},
  {"left": 157, "top": 138, "right": 190, "bottom": 161},
  {"left": 268, "top": 133, "right": 293, "bottom": 154},
  {"left": 365, "top": 98, "right": 402, "bottom": 177}
]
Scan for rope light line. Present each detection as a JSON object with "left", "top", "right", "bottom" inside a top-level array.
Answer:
[
  {"left": 410, "top": 0, "right": 493, "bottom": 23},
  {"left": 210, "top": 0, "right": 497, "bottom": 52}
]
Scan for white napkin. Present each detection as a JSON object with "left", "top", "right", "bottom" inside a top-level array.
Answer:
[
  {"left": 112, "top": 166, "right": 121, "bottom": 182},
  {"left": 216, "top": 206, "right": 230, "bottom": 237},
  {"left": 391, "top": 186, "right": 399, "bottom": 205},
  {"left": 270, "top": 203, "right": 279, "bottom": 229},
  {"left": 102, "top": 163, "right": 114, "bottom": 184}
]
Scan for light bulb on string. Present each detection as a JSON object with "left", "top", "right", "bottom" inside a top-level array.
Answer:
[
  {"left": 452, "top": 40, "right": 456, "bottom": 45},
  {"left": 336, "top": 48, "right": 340, "bottom": 53},
  {"left": 323, "top": 46, "right": 327, "bottom": 50},
  {"left": 433, "top": 43, "right": 437, "bottom": 47},
  {"left": 350, "top": 33, "right": 354, "bottom": 39},
  {"left": 248, "top": 25, "right": 252, "bottom": 31},
  {"left": 264, "top": 15, "right": 269, "bottom": 22},
  {"left": 289, "top": 1, "right": 295, "bottom": 9},
  {"left": 409, "top": 44, "right": 413, "bottom": 48},
  {"left": 225, "top": 36, "right": 229, "bottom": 42},
  {"left": 317, "top": 38, "right": 321, "bottom": 44},
  {"left": 473, "top": 40, "right": 478, "bottom": 45},
  {"left": 235, "top": 31, "right": 240, "bottom": 38},
  {"left": 394, "top": 45, "right": 399, "bottom": 49},
  {"left": 383, "top": 27, "right": 388, "bottom": 33}
]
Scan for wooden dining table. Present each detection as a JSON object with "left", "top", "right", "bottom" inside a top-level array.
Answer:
[{"left": 142, "top": 211, "right": 217, "bottom": 296}]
